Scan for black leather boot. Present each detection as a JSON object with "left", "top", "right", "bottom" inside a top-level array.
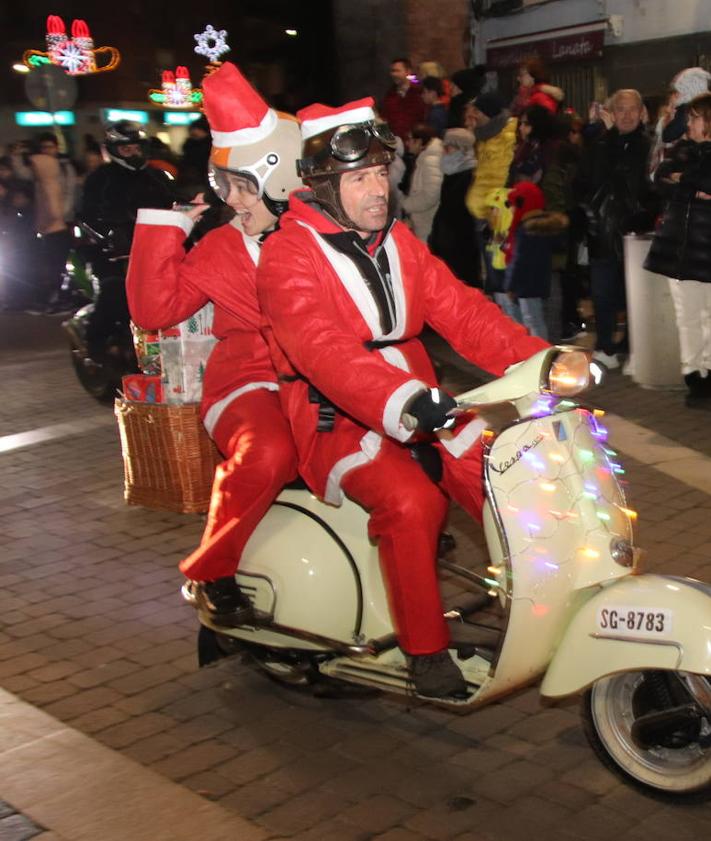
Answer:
[
  {"left": 192, "top": 577, "right": 255, "bottom": 627},
  {"left": 407, "top": 650, "right": 468, "bottom": 700}
]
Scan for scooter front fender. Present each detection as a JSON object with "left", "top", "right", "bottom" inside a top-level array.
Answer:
[{"left": 540, "top": 574, "right": 711, "bottom": 698}]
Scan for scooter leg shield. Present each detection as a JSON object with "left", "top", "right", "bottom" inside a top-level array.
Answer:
[{"left": 541, "top": 574, "right": 711, "bottom": 698}]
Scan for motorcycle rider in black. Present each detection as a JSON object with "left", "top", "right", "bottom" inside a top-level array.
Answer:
[{"left": 80, "top": 121, "right": 175, "bottom": 358}]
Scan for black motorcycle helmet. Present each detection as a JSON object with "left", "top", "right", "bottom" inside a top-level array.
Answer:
[{"left": 105, "top": 121, "right": 149, "bottom": 171}]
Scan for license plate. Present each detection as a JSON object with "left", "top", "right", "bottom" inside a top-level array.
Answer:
[{"left": 596, "top": 606, "right": 673, "bottom": 638}]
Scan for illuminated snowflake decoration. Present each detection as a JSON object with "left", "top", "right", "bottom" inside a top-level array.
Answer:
[
  {"left": 194, "top": 25, "right": 229, "bottom": 63},
  {"left": 57, "top": 41, "right": 86, "bottom": 74}
]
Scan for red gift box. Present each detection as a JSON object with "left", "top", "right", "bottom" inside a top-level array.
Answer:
[{"left": 122, "top": 374, "right": 164, "bottom": 404}]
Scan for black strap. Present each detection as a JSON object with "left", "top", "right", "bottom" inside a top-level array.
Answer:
[{"left": 363, "top": 338, "right": 409, "bottom": 351}]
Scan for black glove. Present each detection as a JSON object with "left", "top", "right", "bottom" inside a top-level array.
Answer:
[{"left": 406, "top": 388, "right": 457, "bottom": 433}]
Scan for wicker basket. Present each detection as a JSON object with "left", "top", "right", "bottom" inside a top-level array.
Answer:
[{"left": 114, "top": 398, "right": 221, "bottom": 514}]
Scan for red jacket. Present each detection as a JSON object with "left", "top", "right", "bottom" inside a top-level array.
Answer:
[
  {"left": 381, "top": 83, "right": 426, "bottom": 140},
  {"left": 126, "top": 210, "right": 278, "bottom": 436},
  {"left": 257, "top": 192, "right": 547, "bottom": 503}
]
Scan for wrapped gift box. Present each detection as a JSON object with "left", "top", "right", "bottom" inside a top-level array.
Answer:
[
  {"left": 122, "top": 374, "right": 164, "bottom": 404},
  {"left": 159, "top": 303, "right": 217, "bottom": 404}
]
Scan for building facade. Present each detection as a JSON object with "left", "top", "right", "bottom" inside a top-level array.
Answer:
[{"left": 477, "top": 0, "right": 711, "bottom": 116}]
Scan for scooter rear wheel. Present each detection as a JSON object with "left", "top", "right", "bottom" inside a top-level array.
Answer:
[{"left": 583, "top": 670, "right": 711, "bottom": 801}]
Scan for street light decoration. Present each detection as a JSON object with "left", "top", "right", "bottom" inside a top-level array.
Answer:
[
  {"left": 194, "top": 25, "right": 230, "bottom": 63},
  {"left": 149, "top": 66, "right": 204, "bottom": 108},
  {"left": 22, "top": 15, "right": 120, "bottom": 75}
]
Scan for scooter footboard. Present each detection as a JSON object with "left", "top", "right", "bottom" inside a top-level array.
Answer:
[{"left": 541, "top": 574, "right": 711, "bottom": 698}]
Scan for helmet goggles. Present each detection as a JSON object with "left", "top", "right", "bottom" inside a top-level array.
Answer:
[{"left": 298, "top": 121, "right": 397, "bottom": 178}]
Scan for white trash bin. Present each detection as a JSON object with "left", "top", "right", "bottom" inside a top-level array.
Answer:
[{"left": 623, "top": 234, "right": 684, "bottom": 390}]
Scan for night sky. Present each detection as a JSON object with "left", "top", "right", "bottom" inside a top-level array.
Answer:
[{"left": 2, "top": 1, "right": 337, "bottom": 111}]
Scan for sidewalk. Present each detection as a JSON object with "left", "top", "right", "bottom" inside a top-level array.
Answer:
[{"left": 1, "top": 312, "right": 711, "bottom": 841}]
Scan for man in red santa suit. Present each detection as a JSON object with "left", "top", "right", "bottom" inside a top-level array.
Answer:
[
  {"left": 126, "top": 62, "right": 302, "bottom": 625},
  {"left": 256, "top": 97, "right": 549, "bottom": 700}
]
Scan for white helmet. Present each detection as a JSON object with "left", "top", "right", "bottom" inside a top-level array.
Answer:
[{"left": 202, "top": 62, "right": 302, "bottom": 215}]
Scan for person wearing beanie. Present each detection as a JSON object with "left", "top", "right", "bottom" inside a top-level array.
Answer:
[
  {"left": 256, "top": 96, "right": 547, "bottom": 700},
  {"left": 126, "top": 61, "right": 303, "bottom": 625},
  {"left": 464, "top": 91, "right": 518, "bottom": 287},
  {"left": 448, "top": 65, "right": 487, "bottom": 128},
  {"left": 661, "top": 67, "right": 711, "bottom": 145},
  {"left": 429, "top": 127, "right": 480, "bottom": 285}
]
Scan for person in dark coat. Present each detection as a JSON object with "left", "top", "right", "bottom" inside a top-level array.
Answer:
[
  {"left": 508, "top": 104, "right": 557, "bottom": 186},
  {"left": 576, "top": 89, "right": 656, "bottom": 369},
  {"left": 428, "top": 128, "right": 479, "bottom": 286},
  {"left": 447, "top": 65, "right": 487, "bottom": 129},
  {"left": 80, "top": 121, "right": 175, "bottom": 357},
  {"left": 645, "top": 93, "right": 711, "bottom": 407}
]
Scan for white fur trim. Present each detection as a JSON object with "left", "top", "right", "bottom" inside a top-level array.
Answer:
[
  {"left": 296, "top": 220, "right": 407, "bottom": 339},
  {"left": 377, "top": 345, "right": 408, "bottom": 372},
  {"left": 301, "top": 106, "right": 375, "bottom": 140},
  {"left": 211, "top": 108, "right": 278, "bottom": 147},
  {"left": 136, "top": 208, "right": 194, "bottom": 237},
  {"left": 324, "top": 430, "right": 382, "bottom": 505},
  {"left": 438, "top": 416, "right": 487, "bottom": 459},
  {"left": 296, "top": 221, "right": 381, "bottom": 336},
  {"left": 381, "top": 235, "right": 406, "bottom": 339},
  {"left": 203, "top": 382, "right": 279, "bottom": 438},
  {"left": 382, "top": 379, "right": 427, "bottom": 442}
]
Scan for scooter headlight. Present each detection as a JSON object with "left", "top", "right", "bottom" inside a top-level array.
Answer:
[{"left": 546, "top": 350, "right": 591, "bottom": 397}]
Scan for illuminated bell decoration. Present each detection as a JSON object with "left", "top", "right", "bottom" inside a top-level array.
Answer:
[
  {"left": 22, "top": 15, "right": 120, "bottom": 75},
  {"left": 149, "top": 66, "right": 203, "bottom": 108},
  {"left": 194, "top": 24, "right": 230, "bottom": 63}
]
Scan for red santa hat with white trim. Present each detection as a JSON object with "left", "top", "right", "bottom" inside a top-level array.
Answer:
[
  {"left": 296, "top": 97, "right": 395, "bottom": 181},
  {"left": 201, "top": 61, "right": 301, "bottom": 206},
  {"left": 298, "top": 97, "right": 377, "bottom": 140}
]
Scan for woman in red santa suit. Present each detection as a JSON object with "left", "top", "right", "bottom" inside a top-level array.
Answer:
[
  {"left": 257, "top": 98, "right": 549, "bottom": 699},
  {"left": 126, "top": 62, "right": 302, "bottom": 625}
]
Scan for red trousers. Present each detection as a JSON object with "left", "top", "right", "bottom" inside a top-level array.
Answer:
[
  {"left": 342, "top": 435, "right": 484, "bottom": 655},
  {"left": 179, "top": 389, "right": 298, "bottom": 581}
]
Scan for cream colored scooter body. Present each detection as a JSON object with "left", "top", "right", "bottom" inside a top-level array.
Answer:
[{"left": 211, "top": 348, "right": 711, "bottom": 704}]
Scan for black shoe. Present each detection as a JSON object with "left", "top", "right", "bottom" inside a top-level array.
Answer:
[
  {"left": 560, "top": 322, "right": 586, "bottom": 343},
  {"left": 407, "top": 650, "right": 468, "bottom": 700},
  {"left": 192, "top": 577, "right": 255, "bottom": 627},
  {"left": 684, "top": 372, "right": 711, "bottom": 409}
]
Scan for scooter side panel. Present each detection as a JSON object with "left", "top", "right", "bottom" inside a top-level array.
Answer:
[
  {"left": 540, "top": 574, "right": 711, "bottom": 697},
  {"left": 238, "top": 490, "right": 394, "bottom": 644}
]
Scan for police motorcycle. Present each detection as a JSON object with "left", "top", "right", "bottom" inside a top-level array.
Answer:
[
  {"left": 187, "top": 346, "right": 711, "bottom": 800},
  {"left": 62, "top": 222, "right": 137, "bottom": 403}
]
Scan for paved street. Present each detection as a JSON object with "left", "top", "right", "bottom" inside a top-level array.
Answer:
[{"left": 1, "top": 311, "right": 711, "bottom": 841}]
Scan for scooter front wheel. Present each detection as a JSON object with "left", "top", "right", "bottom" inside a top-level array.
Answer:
[{"left": 583, "top": 670, "right": 711, "bottom": 801}]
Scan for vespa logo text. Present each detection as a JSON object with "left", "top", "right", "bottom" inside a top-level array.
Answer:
[{"left": 490, "top": 433, "right": 545, "bottom": 475}]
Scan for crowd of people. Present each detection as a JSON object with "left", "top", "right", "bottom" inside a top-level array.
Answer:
[
  {"left": 0, "top": 118, "right": 213, "bottom": 315},
  {"left": 5, "top": 52, "right": 711, "bottom": 699},
  {"left": 380, "top": 56, "right": 711, "bottom": 410}
]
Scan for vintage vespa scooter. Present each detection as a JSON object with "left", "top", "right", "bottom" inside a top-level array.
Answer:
[{"left": 187, "top": 346, "right": 711, "bottom": 800}]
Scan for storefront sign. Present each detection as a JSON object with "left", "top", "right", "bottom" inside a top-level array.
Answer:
[
  {"left": 16, "top": 110, "right": 75, "bottom": 126},
  {"left": 487, "top": 21, "right": 606, "bottom": 69}
]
